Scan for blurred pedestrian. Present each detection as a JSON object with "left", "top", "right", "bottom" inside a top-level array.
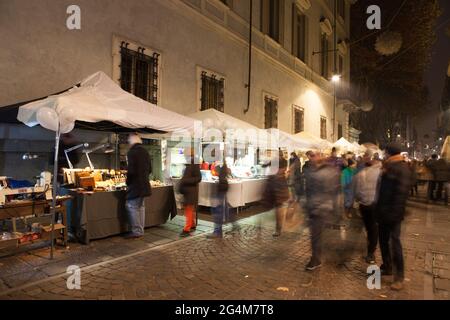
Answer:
[
  {"left": 304, "top": 152, "right": 339, "bottom": 270},
  {"left": 262, "top": 153, "right": 289, "bottom": 237},
  {"left": 327, "top": 148, "right": 344, "bottom": 226},
  {"left": 341, "top": 159, "right": 357, "bottom": 218},
  {"left": 376, "top": 142, "right": 412, "bottom": 290},
  {"left": 125, "top": 133, "right": 151, "bottom": 239},
  {"left": 353, "top": 155, "right": 382, "bottom": 264},
  {"left": 207, "top": 161, "right": 229, "bottom": 239},
  {"left": 409, "top": 160, "right": 418, "bottom": 197},
  {"left": 287, "top": 152, "right": 302, "bottom": 216},
  {"left": 179, "top": 150, "right": 202, "bottom": 237}
]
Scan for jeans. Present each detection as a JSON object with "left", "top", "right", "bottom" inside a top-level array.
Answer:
[
  {"left": 212, "top": 194, "right": 227, "bottom": 235},
  {"left": 275, "top": 202, "right": 288, "bottom": 234},
  {"left": 379, "top": 221, "right": 404, "bottom": 281},
  {"left": 126, "top": 197, "right": 145, "bottom": 236},
  {"left": 360, "top": 204, "right": 378, "bottom": 256},
  {"left": 308, "top": 212, "right": 325, "bottom": 263}
]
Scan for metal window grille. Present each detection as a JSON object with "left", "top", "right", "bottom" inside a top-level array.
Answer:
[
  {"left": 294, "top": 107, "right": 304, "bottom": 133},
  {"left": 339, "top": 55, "right": 344, "bottom": 75},
  {"left": 264, "top": 96, "right": 278, "bottom": 129},
  {"left": 320, "top": 34, "right": 329, "bottom": 78},
  {"left": 338, "top": 0, "right": 345, "bottom": 20},
  {"left": 292, "top": 6, "right": 306, "bottom": 62},
  {"left": 320, "top": 117, "right": 327, "bottom": 139},
  {"left": 120, "top": 42, "right": 159, "bottom": 105},
  {"left": 338, "top": 123, "right": 343, "bottom": 139},
  {"left": 200, "top": 72, "right": 224, "bottom": 112}
]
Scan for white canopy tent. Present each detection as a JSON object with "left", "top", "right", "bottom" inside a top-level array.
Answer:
[
  {"left": 294, "top": 131, "right": 331, "bottom": 151},
  {"left": 265, "top": 128, "right": 312, "bottom": 150},
  {"left": 18, "top": 71, "right": 196, "bottom": 134},
  {"left": 188, "top": 109, "right": 261, "bottom": 145},
  {"left": 333, "top": 137, "right": 356, "bottom": 153}
]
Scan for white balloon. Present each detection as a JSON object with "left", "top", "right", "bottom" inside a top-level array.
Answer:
[
  {"left": 59, "top": 107, "right": 76, "bottom": 125},
  {"left": 60, "top": 121, "right": 75, "bottom": 134},
  {"left": 36, "top": 107, "right": 59, "bottom": 131}
]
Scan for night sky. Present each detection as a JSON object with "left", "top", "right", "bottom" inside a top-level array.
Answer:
[{"left": 415, "top": 0, "right": 450, "bottom": 142}]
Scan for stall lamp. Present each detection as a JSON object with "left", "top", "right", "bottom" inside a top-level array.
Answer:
[
  {"left": 331, "top": 74, "right": 341, "bottom": 83},
  {"left": 64, "top": 143, "right": 89, "bottom": 169},
  {"left": 83, "top": 144, "right": 115, "bottom": 170}
]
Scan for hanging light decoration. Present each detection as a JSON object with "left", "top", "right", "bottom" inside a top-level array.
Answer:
[
  {"left": 375, "top": 31, "right": 403, "bottom": 56},
  {"left": 360, "top": 100, "right": 374, "bottom": 112}
]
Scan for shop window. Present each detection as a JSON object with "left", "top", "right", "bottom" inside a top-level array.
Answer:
[
  {"left": 293, "top": 106, "right": 304, "bottom": 134},
  {"left": 320, "top": 116, "right": 327, "bottom": 139},
  {"left": 264, "top": 96, "right": 278, "bottom": 129},
  {"left": 261, "top": 0, "right": 284, "bottom": 43},
  {"left": 119, "top": 42, "right": 159, "bottom": 104},
  {"left": 292, "top": 5, "right": 307, "bottom": 63},
  {"left": 200, "top": 71, "right": 225, "bottom": 112},
  {"left": 320, "top": 33, "right": 329, "bottom": 78},
  {"left": 338, "top": 123, "right": 343, "bottom": 139}
]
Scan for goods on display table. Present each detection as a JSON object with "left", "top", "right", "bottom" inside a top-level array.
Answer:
[
  {"left": 61, "top": 167, "right": 176, "bottom": 244},
  {"left": 0, "top": 175, "right": 71, "bottom": 252}
]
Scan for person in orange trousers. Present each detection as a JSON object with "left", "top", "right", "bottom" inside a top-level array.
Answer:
[{"left": 179, "top": 153, "right": 202, "bottom": 237}]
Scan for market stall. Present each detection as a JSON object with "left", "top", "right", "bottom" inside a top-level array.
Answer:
[
  {"left": 186, "top": 109, "right": 268, "bottom": 208},
  {"left": 1, "top": 71, "right": 196, "bottom": 250},
  {"left": 333, "top": 137, "right": 357, "bottom": 153}
]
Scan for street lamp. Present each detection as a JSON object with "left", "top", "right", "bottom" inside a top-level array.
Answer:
[{"left": 332, "top": 74, "right": 341, "bottom": 82}]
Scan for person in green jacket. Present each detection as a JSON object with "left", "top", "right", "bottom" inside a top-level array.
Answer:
[{"left": 341, "top": 159, "right": 357, "bottom": 218}]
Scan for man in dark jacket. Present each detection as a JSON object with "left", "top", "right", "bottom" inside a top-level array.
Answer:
[
  {"left": 376, "top": 142, "right": 411, "bottom": 291},
  {"left": 304, "top": 152, "right": 339, "bottom": 271},
  {"left": 125, "top": 133, "right": 151, "bottom": 238}
]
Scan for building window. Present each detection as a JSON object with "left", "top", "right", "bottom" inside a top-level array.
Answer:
[
  {"left": 264, "top": 96, "right": 278, "bottom": 129},
  {"left": 200, "top": 71, "right": 225, "bottom": 112},
  {"left": 120, "top": 42, "right": 159, "bottom": 104},
  {"left": 320, "top": 116, "right": 327, "bottom": 139},
  {"left": 261, "top": 0, "right": 283, "bottom": 43},
  {"left": 337, "top": 0, "right": 345, "bottom": 21},
  {"left": 338, "top": 123, "right": 343, "bottom": 139},
  {"left": 320, "top": 34, "right": 329, "bottom": 78},
  {"left": 338, "top": 55, "right": 344, "bottom": 75},
  {"left": 293, "top": 105, "right": 304, "bottom": 134},
  {"left": 292, "top": 5, "right": 307, "bottom": 63}
]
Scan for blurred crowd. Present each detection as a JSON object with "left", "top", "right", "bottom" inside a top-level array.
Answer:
[{"left": 176, "top": 142, "right": 449, "bottom": 292}]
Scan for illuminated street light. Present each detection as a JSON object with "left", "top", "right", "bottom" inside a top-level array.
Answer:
[{"left": 332, "top": 74, "right": 341, "bottom": 82}]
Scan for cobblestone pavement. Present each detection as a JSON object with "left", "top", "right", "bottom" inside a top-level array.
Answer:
[{"left": 0, "top": 198, "right": 449, "bottom": 300}]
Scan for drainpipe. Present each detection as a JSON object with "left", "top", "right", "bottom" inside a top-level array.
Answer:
[{"left": 244, "top": 0, "right": 253, "bottom": 114}]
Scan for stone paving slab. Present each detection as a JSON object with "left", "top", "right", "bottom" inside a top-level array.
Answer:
[{"left": 0, "top": 199, "right": 449, "bottom": 300}]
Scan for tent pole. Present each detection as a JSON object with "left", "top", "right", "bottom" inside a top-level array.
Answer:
[{"left": 50, "top": 124, "right": 61, "bottom": 260}]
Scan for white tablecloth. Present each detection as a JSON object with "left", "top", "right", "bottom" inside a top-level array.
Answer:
[
  {"left": 241, "top": 178, "right": 267, "bottom": 204},
  {"left": 171, "top": 178, "right": 267, "bottom": 208}
]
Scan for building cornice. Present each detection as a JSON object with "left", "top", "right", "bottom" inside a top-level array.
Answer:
[{"left": 162, "top": 0, "right": 335, "bottom": 98}]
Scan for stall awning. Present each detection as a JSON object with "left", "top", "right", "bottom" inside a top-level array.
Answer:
[
  {"left": 333, "top": 137, "right": 357, "bottom": 152},
  {"left": 2, "top": 71, "right": 196, "bottom": 134},
  {"left": 188, "top": 109, "right": 261, "bottom": 144},
  {"left": 294, "top": 131, "right": 331, "bottom": 150},
  {"left": 264, "top": 128, "right": 312, "bottom": 150}
]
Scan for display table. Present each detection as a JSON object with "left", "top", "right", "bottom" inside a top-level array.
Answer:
[
  {"left": 67, "top": 186, "right": 177, "bottom": 244},
  {"left": 172, "top": 177, "right": 268, "bottom": 209},
  {"left": 241, "top": 178, "right": 267, "bottom": 204}
]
